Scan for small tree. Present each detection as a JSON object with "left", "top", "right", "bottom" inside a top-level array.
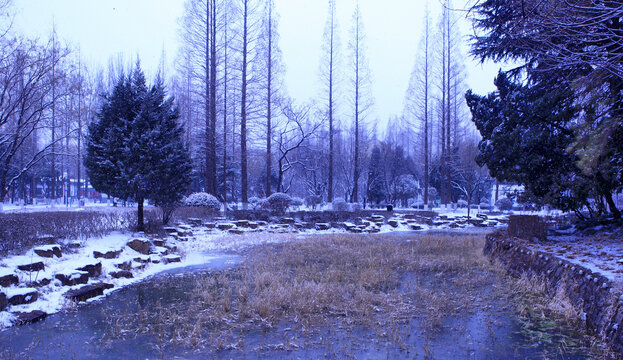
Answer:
[
  {"left": 85, "top": 64, "right": 192, "bottom": 230},
  {"left": 262, "top": 192, "right": 292, "bottom": 214}
]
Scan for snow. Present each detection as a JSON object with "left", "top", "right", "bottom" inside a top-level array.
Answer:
[
  {"left": 4, "top": 287, "right": 37, "bottom": 296},
  {"left": 0, "top": 209, "right": 514, "bottom": 328},
  {"left": 33, "top": 245, "right": 61, "bottom": 251}
]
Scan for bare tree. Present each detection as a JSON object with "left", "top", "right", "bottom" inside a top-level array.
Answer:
[
  {"left": 348, "top": 2, "right": 373, "bottom": 203},
  {"left": 319, "top": 0, "right": 340, "bottom": 203},
  {"left": 450, "top": 141, "right": 489, "bottom": 220},
  {"left": 274, "top": 100, "right": 322, "bottom": 193},
  {"left": 0, "top": 38, "right": 69, "bottom": 201}
]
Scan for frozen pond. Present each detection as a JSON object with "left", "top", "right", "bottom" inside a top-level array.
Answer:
[{"left": 0, "top": 234, "right": 608, "bottom": 359}]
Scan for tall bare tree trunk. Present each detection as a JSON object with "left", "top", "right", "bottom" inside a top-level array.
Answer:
[
  {"left": 240, "top": 0, "right": 249, "bottom": 206},
  {"left": 266, "top": 0, "right": 273, "bottom": 197}
]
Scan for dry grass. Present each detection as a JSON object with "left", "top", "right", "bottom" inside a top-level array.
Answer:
[{"left": 102, "top": 232, "right": 503, "bottom": 351}]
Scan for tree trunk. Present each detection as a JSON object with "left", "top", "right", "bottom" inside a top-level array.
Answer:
[
  {"left": 266, "top": 1, "right": 273, "bottom": 197},
  {"left": 240, "top": 0, "right": 249, "bottom": 206},
  {"left": 137, "top": 197, "right": 144, "bottom": 231},
  {"left": 604, "top": 191, "right": 621, "bottom": 219}
]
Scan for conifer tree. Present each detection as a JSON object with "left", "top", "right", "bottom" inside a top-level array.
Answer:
[{"left": 85, "top": 64, "right": 192, "bottom": 230}]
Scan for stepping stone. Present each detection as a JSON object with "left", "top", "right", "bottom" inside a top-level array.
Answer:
[
  {"left": 7, "top": 288, "right": 38, "bottom": 305},
  {"left": 155, "top": 246, "right": 169, "bottom": 255},
  {"left": 28, "top": 278, "right": 51, "bottom": 287},
  {"left": 229, "top": 228, "right": 244, "bottom": 235},
  {"left": 55, "top": 271, "right": 89, "bottom": 286},
  {"left": 163, "top": 255, "right": 181, "bottom": 264},
  {"left": 33, "top": 245, "right": 62, "bottom": 258},
  {"left": 0, "top": 292, "right": 6, "bottom": 311},
  {"left": 257, "top": 221, "right": 268, "bottom": 226},
  {"left": 17, "top": 262, "right": 44, "bottom": 272},
  {"left": 127, "top": 239, "right": 152, "bottom": 255},
  {"left": 76, "top": 262, "right": 102, "bottom": 278},
  {"left": 248, "top": 222, "right": 259, "bottom": 229},
  {"left": 388, "top": 220, "right": 399, "bottom": 228},
  {"left": 204, "top": 222, "right": 216, "bottom": 229},
  {"left": 14, "top": 310, "right": 47, "bottom": 325},
  {"left": 0, "top": 272, "right": 19, "bottom": 287},
  {"left": 65, "top": 283, "right": 113, "bottom": 303},
  {"left": 234, "top": 220, "right": 249, "bottom": 227},
  {"left": 134, "top": 256, "right": 150, "bottom": 264},
  {"left": 152, "top": 239, "right": 166, "bottom": 247},
  {"left": 410, "top": 225, "right": 423, "bottom": 231},
  {"left": 163, "top": 227, "right": 177, "bottom": 234},
  {"left": 187, "top": 218, "right": 203, "bottom": 226},
  {"left": 116, "top": 261, "right": 132, "bottom": 271},
  {"left": 110, "top": 270, "right": 133, "bottom": 279},
  {"left": 315, "top": 223, "right": 330, "bottom": 231},
  {"left": 281, "top": 218, "right": 295, "bottom": 224},
  {"left": 216, "top": 223, "right": 234, "bottom": 230},
  {"left": 93, "top": 249, "right": 123, "bottom": 259}
]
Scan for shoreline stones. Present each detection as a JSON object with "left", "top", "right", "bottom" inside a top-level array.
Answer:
[
  {"left": 14, "top": 310, "right": 47, "bottom": 325},
  {"left": 0, "top": 292, "right": 7, "bottom": 311},
  {"left": 127, "top": 239, "right": 152, "bottom": 255},
  {"left": 65, "top": 283, "right": 113, "bottom": 303},
  {"left": 76, "top": 262, "right": 102, "bottom": 278},
  {"left": 7, "top": 288, "right": 38, "bottom": 305},
  {"left": 17, "top": 262, "right": 45, "bottom": 272},
  {"left": 93, "top": 249, "right": 122, "bottom": 259},
  {"left": 55, "top": 271, "right": 89, "bottom": 286},
  {"left": 0, "top": 273, "right": 18, "bottom": 287},
  {"left": 34, "top": 245, "right": 62, "bottom": 258}
]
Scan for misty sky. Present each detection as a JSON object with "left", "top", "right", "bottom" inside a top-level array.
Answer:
[{"left": 13, "top": 0, "right": 502, "bottom": 125}]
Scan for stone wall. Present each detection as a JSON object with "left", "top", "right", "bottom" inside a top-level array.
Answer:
[{"left": 484, "top": 231, "right": 623, "bottom": 354}]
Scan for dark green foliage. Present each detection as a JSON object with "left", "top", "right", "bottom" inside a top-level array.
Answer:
[
  {"left": 85, "top": 64, "right": 192, "bottom": 230},
  {"left": 366, "top": 146, "right": 386, "bottom": 205}
]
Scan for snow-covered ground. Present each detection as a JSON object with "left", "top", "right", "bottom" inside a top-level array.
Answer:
[{"left": 0, "top": 211, "right": 508, "bottom": 328}]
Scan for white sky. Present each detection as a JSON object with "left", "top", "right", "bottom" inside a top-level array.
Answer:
[{"left": 12, "top": 0, "right": 502, "bottom": 124}]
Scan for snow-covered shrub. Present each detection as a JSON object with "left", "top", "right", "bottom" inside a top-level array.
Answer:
[
  {"left": 306, "top": 195, "right": 323, "bottom": 210},
  {"left": 183, "top": 192, "right": 221, "bottom": 211},
  {"left": 479, "top": 201, "right": 490, "bottom": 210},
  {"left": 350, "top": 202, "right": 363, "bottom": 212},
  {"left": 332, "top": 198, "right": 348, "bottom": 211},
  {"left": 263, "top": 192, "right": 292, "bottom": 213},
  {"left": 495, "top": 197, "right": 513, "bottom": 211},
  {"left": 457, "top": 199, "right": 468, "bottom": 208},
  {"left": 248, "top": 196, "right": 262, "bottom": 210},
  {"left": 291, "top": 197, "right": 304, "bottom": 208}
]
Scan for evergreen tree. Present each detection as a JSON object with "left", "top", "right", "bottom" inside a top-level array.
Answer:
[
  {"left": 366, "top": 146, "right": 386, "bottom": 206},
  {"left": 85, "top": 64, "right": 192, "bottom": 230}
]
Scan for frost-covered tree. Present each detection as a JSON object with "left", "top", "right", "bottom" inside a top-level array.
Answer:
[
  {"left": 366, "top": 146, "right": 386, "bottom": 206},
  {"left": 85, "top": 64, "right": 192, "bottom": 230}
]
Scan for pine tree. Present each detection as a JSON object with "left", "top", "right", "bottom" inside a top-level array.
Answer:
[
  {"left": 366, "top": 146, "right": 386, "bottom": 206},
  {"left": 85, "top": 64, "right": 192, "bottom": 230}
]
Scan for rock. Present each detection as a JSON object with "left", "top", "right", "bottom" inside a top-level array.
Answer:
[
  {"left": 449, "top": 222, "right": 461, "bottom": 229},
  {"left": 152, "top": 239, "right": 166, "bottom": 247},
  {"left": 76, "top": 262, "right": 102, "bottom": 278},
  {"left": 151, "top": 259, "right": 161, "bottom": 264},
  {"left": 65, "top": 283, "right": 112, "bottom": 303},
  {"left": 163, "top": 227, "right": 177, "bottom": 233},
  {"left": 116, "top": 261, "right": 132, "bottom": 271},
  {"left": 0, "top": 273, "right": 19, "bottom": 287},
  {"left": 248, "top": 222, "right": 259, "bottom": 229},
  {"left": 134, "top": 256, "right": 150, "bottom": 264},
  {"left": 55, "top": 271, "right": 89, "bottom": 286},
  {"left": 17, "top": 262, "right": 45, "bottom": 272},
  {"left": 127, "top": 239, "right": 152, "bottom": 255},
  {"left": 163, "top": 255, "right": 181, "bottom": 264},
  {"left": 7, "top": 288, "right": 38, "bottom": 305},
  {"left": 388, "top": 219, "right": 399, "bottom": 228},
  {"left": 410, "top": 225, "right": 423, "bottom": 231},
  {"left": 93, "top": 249, "right": 123, "bottom": 259},
  {"left": 14, "top": 310, "right": 47, "bottom": 325},
  {"left": 110, "top": 271, "right": 133, "bottom": 279},
  {"left": 216, "top": 223, "right": 234, "bottom": 230},
  {"left": 36, "top": 234, "right": 56, "bottom": 243},
  {"left": 229, "top": 228, "right": 244, "bottom": 235},
  {"left": 155, "top": 246, "right": 169, "bottom": 256},
  {"left": 28, "top": 278, "right": 51, "bottom": 287},
  {"left": 187, "top": 218, "right": 203, "bottom": 226},
  {"left": 204, "top": 222, "right": 216, "bottom": 229},
  {"left": 281, "top": 218, "right": 295, "bottom": 224},
  {"left": 257, "top": 221, "right": 268, "bottom": 226},
  {"left": 315, "top": 223, "right": 330, "bottom": 231},
  {"left": 33, "top": 245, "right": 62, "bottom": 258},
  {"left": 234, "top": 220, "right": 249, "bottom": 227},
  {"left": 0, "top": 292, "right": 6, "bottom": 311}
]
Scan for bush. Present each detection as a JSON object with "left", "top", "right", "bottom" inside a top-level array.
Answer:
[
  {"left": 507, "top": 215, "right": 547, "bottom": 241},
  {"left": 350, "top": 203, "right": 363, "bottom": 212},
  {"left": 290, "top": 197, "right": 304, "bottom": 208},
  {"left": 332, "top": 198, "right": 348, "bottom": 211},
  {"left": 495, "top": 197, "right": 513, "bottom": 211},
  {"left": 183, "top": 192, "right": 221, "bottom": 211},
  {"left": 248, "top": 196, "right": 262, "bottom": 210},
  {"left": 457, "top": 199, "right": 468, "bottom": 208},
  {"left": 263, "top": 192, "right": 292, "bottom": 213},
  {"left": 479, "top": 202, "right": 490, "bottom": 210}
]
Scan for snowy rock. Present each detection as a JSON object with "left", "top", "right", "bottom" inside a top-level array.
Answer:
[
  {"left": 216, "top": 223, "right": 234, "bottom": 230},
  {"left": 133, "top": 256, "right": 150, "bottom": 264},
  {"left": 163, "top": 255, "right": 181, "bottom": 264},
  {"left": 410, "top": 225, "right": 423, "bottom": 231},
  {"left": 387, "top": 220, "right": 399, "bottom": 228},
  {"left": 229, "top": 228, "right": 244, "bottom": 235},
  {"left": 110, "top": 270, "right": 133, "bottom": 279},
  {"left": 0, "top": 273, "right": 18, "bottom": 287},
  {"left": 163, "top": 227, "right": 177, "bottom": 234},
  {"left": 234, "top": 220, "right": 249, "bottom": 227},
  {"left": 187, "top": 218, "right": 203, "bottom": 226},
  {"left": 127, "top": 239, "right": 152, "bottom": 255},
  {"left": 76, "top": 262, "right": 102, "bottom": 278},
  {"left": 281, "top": 218, "right": 295, "bottom": 224},
  {"left": 17, "top": 262, "right": 45, "bottom": 272},
  {"left": 93, "top": 249, "right": 123, "bottom": 259},
  {"left": 315, "top": 223, "right": 330, "bottom": 231},
  {"left": 6, "top": 288, "right": 38, "bottom": 305},
  {"left": 27, "top": 277, "right": 51, "bottom": 288},
  {"left": 204, "top": 222, "right": 216, "bottom": 229},
  {"left": 152, "top": 239, "right": 166, "bottom": 247},
  {"left": 115, "top": 261, "right": 132, "bottom": 271},
  {"left": 33, "top": 245, "right": 62, "bottom": 258},
  {"left": 248, "top": 222, "right": 259, "bottom": 229},
  {"left": 14, "top": 310, "right": 47, "bottom": 325},
  {"left": 55, "top": 271, "right": 89, "bottom": 286},
  {"left": 65, "top": 283, "right": 111, "bottom": 303}
]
